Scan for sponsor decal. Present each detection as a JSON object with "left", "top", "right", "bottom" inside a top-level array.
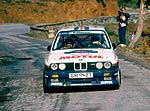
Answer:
[
  {"left": 51, "top": 83, "right": 63, "bottom": 86},
  {"left": 71, "top": 83, "right": 92, "bottom": 86},
  {"left": 101, "top": 81, "right": 112, "bottom": 84},
  {"left": 59, "top": 55, "right": 103, "bottom": 60},
  {"left": 65, "top": 50, "right": 98, "bottom": 54}
]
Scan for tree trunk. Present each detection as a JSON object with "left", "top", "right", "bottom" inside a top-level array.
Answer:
[{"left": 128, "top": 0, "right": 145, "bottom": 48}]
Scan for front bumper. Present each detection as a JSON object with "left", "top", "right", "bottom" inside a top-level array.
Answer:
[{"left": 43, "top": 67, "right": 120, "bottom": 87}]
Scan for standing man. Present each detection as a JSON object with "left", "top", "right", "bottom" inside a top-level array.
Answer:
[{"left": 116, "top": 7, "right": 130, "bottom": 47}]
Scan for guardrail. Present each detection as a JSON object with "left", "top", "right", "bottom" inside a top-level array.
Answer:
[{"left": 30, "top": 13, "right": 144, "bottom": 39}]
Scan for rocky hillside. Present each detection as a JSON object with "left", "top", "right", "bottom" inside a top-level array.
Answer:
[
  {"left": 0, "top": 0, "right": 118, "bottom": 24},
  {"left": 0, "top": 0, "right": 150, "bottom": 62}
]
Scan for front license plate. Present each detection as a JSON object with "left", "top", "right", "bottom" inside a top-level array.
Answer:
[{"left": 69, "top": 72, "right": 93, "bottom": 79}]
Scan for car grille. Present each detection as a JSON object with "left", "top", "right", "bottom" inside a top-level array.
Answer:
[
  {"left": 74, "top": 62, "right": 87, "bottom": 71},
  {"left": 65, "top": 62, "right": 97, "bottom": 71}
]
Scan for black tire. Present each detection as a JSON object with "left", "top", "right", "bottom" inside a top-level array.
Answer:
[
  {"left": 43, "top": 75, "right": 49, "bottom": 93},
  {"left": 116, "top": 69, "right": 121, "bottom": 89},
  {"left": 43, "top": 70, "right": 49, "bottom": 93},
  {"left": 43, "top": 83, "right": 49, "bottom": 93}
]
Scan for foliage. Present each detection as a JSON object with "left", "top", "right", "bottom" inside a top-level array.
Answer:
[
  {"left": 2, "top": 0, "right": 33, "bottom": 4},
  {"left": 118, "top": 0, "right": 138, "bottom": 8},
  {"left": 118, "top": 0, "right": 149, "bottom": 8},
  {"left": 53, "top": 0, "right": 75, "bottom": 3},
  {"left": 54, "top": 0, "right": 65, "bottom": 3},
  {"left": 2, "top": 0, "right": 12, "bottom": 3},
  {"left": 96, "top": 0, "right": 106, "bottom": 7}
]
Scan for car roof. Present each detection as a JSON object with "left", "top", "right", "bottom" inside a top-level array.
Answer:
[{"left": 58, "top": 26, "right": 106, "bottom": 32}]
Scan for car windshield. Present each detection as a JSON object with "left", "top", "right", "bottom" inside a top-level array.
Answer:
[{"left": 52, "top": 30, "right": 111, "bottom": 50}]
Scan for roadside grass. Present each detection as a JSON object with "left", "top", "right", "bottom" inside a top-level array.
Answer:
[{"left": 0, "top": 0, "right": 150, "bottom": 64}]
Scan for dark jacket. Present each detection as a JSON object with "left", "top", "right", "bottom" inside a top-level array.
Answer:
[{"left": 116, "top": 12, "right": 130, "bottom": 27}]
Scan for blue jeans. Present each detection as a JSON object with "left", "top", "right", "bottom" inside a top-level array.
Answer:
[{"left": 118, "top": 27, "right": 126, "bottom": 44}]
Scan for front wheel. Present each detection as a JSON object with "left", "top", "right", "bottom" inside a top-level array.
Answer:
[
  {"left": 116, "top": 70, "right": 121, "bottom": 89},
  {"left": 43, "top": 83, "right": 49, "bottom": 93},
  {"left": 43, "top": 76, "right": 49, "bottom": 93},
  {"left": 43, "top": 70, "right": 49, "bottom": 93}
]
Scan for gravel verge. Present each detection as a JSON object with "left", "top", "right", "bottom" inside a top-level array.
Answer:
[{"left": 116, "top": 47, "right": 150, "bottom": 69}]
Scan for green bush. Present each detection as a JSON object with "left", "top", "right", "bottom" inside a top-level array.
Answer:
[
  {"left": 15, "top": 0, "right": 33, "bottom": 3},
  {"left": 118, "top": 0, "right": 139, "bottom": 8},
  {"left": 2, "top": 0, "right": 12, "bottom": 4}
]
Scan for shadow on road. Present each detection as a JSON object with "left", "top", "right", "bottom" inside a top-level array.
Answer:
[{"left": 44, "top": 85, "right": 119, "bottom": 94}]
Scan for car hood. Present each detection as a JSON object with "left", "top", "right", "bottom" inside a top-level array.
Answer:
[{"left": 45, "top": 49, "right": 118, "bottom": 65}]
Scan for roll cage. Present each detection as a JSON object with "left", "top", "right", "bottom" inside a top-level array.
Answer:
[{"left": 52, "top": 30, "right": 111, "bottom": 50}]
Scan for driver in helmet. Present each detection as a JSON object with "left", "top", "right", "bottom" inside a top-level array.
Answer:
[{"left": 64, "top": 38, "right": 75, "bottom": 49}]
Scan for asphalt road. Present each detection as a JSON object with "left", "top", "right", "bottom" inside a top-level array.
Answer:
[{"left": 0, "top": 24, "right": 150, "bottom": 111}]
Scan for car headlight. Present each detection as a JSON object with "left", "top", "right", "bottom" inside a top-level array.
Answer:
[
  {"left": 104, "top": 62, "right": 112, "bottom": 69},
  {"left": 59, "top": 63, "right": 66, "bottom": 70},
  {"left": 50, "top": 63, "right": 58, "bottom": 70},
  {"left": 96, "top": 62, "right": 103, "bottom": 69}
]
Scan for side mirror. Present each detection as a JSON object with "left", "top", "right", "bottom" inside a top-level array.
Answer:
[
  {"left": 47, "top": 45, "right": 51, "bottom": 51},
  {"left": 112, "top": 43, "right": 117, "bottom": 49}
]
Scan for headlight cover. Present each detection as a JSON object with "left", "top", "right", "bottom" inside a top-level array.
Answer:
[
  {"left": 50, "top": 63, "right": 58, "bottom": 70},
  {"left": 104, "top": 62, "right": 112, "bottom": 69},
  {"left": 59, "top": 63, "right": 66, "bottom": 70},
  {"left": 96, "top": 62, "right": 103, "bottom": 69}
]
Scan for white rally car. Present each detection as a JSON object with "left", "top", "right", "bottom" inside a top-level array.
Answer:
[{"left": 43, "top": 26, "right": 121, "bottom": 93}]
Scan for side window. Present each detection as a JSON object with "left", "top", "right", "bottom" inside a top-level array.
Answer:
[
  {"left": 53, "top": 35, "right": 65, "bottom": 50},
  {"left": 102, "top": 34, "right": 110, "bottom": 48}
]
